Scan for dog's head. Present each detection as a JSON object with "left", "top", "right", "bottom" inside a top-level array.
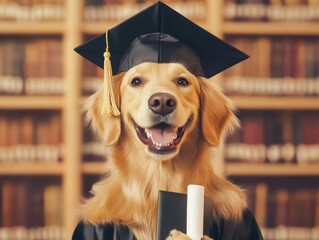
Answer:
[{"left": 85, "top": 62, "right": 238, "bottom": 161}]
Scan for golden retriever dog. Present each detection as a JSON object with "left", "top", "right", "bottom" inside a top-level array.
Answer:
[{"left": 81, "top": 62, "right": 246, "bottom": 240}]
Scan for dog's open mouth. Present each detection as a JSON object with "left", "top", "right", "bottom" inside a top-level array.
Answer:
[{"left": 133, "top": 120, "right": 189, "bottom": 154}]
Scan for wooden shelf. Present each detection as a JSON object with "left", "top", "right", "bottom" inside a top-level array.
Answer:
[
  {"left": 84, "top": 162, "right": 319, "bottom": 177},
  {"left": 230, "top": 96, "right": 319, "bottom": 110},
  {"left": 226, "top": 163, "right": 319, "bottom": 176},
  {"left": 0, "top": 96, "right": 64, "bottom": 109},
  {"left": 82, "top": 162, "right": 107, "bottom": 174},
  {"left": 82, "top": 22, "right": 119, "bottom": 34},
  {"left": 223, "top": 22, "right": 319, "bottom": 36},
  {"left": 0, "top": 21, "right": 65, "bottom": 35},
  {"left": 0, "top": 162, "right": 64, "bottom": 175}
]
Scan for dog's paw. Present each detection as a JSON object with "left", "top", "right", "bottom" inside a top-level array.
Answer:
[
  {"left": 166, "top": 230, "right": 213, "bottom": 240},
  {"left": 166, "top": 230, "right": 191, "bottom": 240},
  {"left": 202, "top": 236, "right": 213, "bottom": 240}
]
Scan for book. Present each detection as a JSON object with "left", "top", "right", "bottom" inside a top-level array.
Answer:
[
  {"left": 287, "top": 189, "right": 316, "bottom": 228},
  {"left": 254, "top": 183, "right": 268, "bottom": 227},
  {"left": 222, "top": 37, "right": 319, "bottom": 97},
  {"left": 225, "top": 110, "right": 319, "bottom": 164},
  {"left": 14, "top": 181, "right": 29, "bottom": 226},
  {"left": 84, "top": 0, "right": 206, "bottom": 21},
  {"left": 0, "top": 226, "right": 65, "bottom": 240},
  {"left": 236, "top": 178, "right": 319, "bottom": 240},
  {"left": 0, "top": 0, "right": 64, "bottom": 21},
  {"left": 1, "top": 180, "right": 16, "bottom": 226},
  {"left": 0, "top": 111, "right": 62, "bottom": 163},
  {"left": 27, "top": 180, "right": 45, "bottom": 227},
  {"left": 0, "top": 38, "right": 63, "bottom": 96},
  {"left": 224, "top": 0, "right": 319, "bottom": 22},
  {"left": 0, "top": 178, "right": 66, "bottom": 231},
  {"left": 156, "top": 190, "right": 211, "bottom": 240},
  {"left": 274, "top": 189, "right": 289, "bottom": 227},
  {"left": 44, "top": 184, "right": 63, "bottom": 226}
]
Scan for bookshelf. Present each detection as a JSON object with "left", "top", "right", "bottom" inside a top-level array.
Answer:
[
  {"left": 0, "top": 96, "right": 64, "bottom": 109},
  {"left": 0, "top": 163, "right": 64, "bottom": 176},
  {"left": 221, "top": 0, "right": 319, "bottom": 238},
  {"left": 226, "top": 163, "right": 319, "bottom": 177},
  {"left": 230, "top": 96, "right": 319, "bottom": 110},
  {"left": 0, "top": 0, "right": 82, "bottom": 239},
  {"left": 223, "top": 22, "right": 319, "bottom": 36},
  {"left": 0, "top": 0, "right": 318, "bottom": 240},
  {"left": 0, "top": 22, "right": 65, "bottom": 35}
]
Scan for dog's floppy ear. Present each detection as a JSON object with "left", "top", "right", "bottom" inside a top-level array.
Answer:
[
  {"left": 199, "top": 78, "right": 239, "bottom": 146},
  {"left": 84, "top": 73, "right": 124, "bottom": 146}
]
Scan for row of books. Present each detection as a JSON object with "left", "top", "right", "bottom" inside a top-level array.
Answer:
[
  {"left": 82, "top": 125, "right": 105, "bottom": 161},
  {"left": 83, "top": 77, "right": 103, "bottom": 95},
  {"left": 0, "top": 0, "right": 64, "bottom": 21},
  {"left": 82, "top": 56, "right": 103, "bottom": 94},
  {"left": 224, "top": 1, "right": 319, "bottom": 21},
  {"left": 225, "top": 143, "right": 319, "bottom": 163},
  {"left": 245, "top": 183, "right": 319, "bottom": 229},
  {"left": 226, "top": 111, "right": 319, "bottom": 163},
  {"left": 0, "top": 111, "right": 62, "bottom": 163},
  {"left": 0, "top": 39, "right": 63, "bottom": 95},
  {"left": 0, "top": 179, "right": 63, "bottom": 227},
  {"left": 84, "top": 0, "right": 206, "bottom": 21},
  {"left": 260, "top": 227, "right": 319, "bottom": 240},
  {"left": 0, "top": 145, "right": 62, "bottom": 163},
  {"left": 223, "top": 37, "right": 319, "bottom": 96},
  {"left": 0, "top": 226, "right": 65, "bottom": 240},
  {"left": 223, "top": 76, "right": 319, "bottom": 96},
  {"left": 82, "top": 141, "right": 106, "bottom": 161}
]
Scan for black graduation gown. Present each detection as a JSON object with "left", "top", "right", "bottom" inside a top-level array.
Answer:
[{"left": 72, "top": 209, "right": 263, "bottom": 240}]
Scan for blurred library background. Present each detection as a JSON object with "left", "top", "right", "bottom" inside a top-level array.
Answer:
[{"left": 0, "top": 0, "right": 318, "bottom": 239}]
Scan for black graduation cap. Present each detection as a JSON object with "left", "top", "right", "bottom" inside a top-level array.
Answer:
[{"left": 75, "top": 1, "right": 248, "bottom": 116}]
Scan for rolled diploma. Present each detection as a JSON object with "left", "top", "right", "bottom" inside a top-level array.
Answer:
[{"left": 186, "top": 184, "right": 204, "bottom": 240}]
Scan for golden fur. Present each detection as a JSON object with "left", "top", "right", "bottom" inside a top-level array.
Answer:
[{"left": 82, "top": 62, "right": 246, "bottom": 240}]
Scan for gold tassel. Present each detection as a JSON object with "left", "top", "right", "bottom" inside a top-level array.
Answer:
[{"left": 101, "top": 31, "right": 121, "bottom": 116}]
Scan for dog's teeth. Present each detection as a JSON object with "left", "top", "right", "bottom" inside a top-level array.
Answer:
[
  {"left": 173, "top": 128, "right": 178, "bottom": 139},
  {"left": 145, "top": 129, "right": 151, "bottom": 139}
]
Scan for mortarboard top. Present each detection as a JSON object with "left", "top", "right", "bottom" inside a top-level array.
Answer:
[
  {"left": 74, "top": 1, "right": 249, "bottom": 116},
  {"left": 75, "top": 1, "right": 248, "bottom": 78}
]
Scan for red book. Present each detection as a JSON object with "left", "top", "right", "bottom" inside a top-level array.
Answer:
[
  {"left": 1, "top": 180, "right": 16, "bottom": 226},
  {"left": 302, "top": 112, "right": 319, "bottom": 145},
  {"left": 241, "top": 113, "right": 265, "bottom": 144}
]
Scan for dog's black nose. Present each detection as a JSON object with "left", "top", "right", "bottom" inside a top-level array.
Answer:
[{"left": 148, "top": 93, "right": 176, "bottom": 115}]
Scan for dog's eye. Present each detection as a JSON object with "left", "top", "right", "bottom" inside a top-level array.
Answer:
[
  {"left": 131, "top": 78, "right": 142, "bottom": 86},
  {"left": 177, "top": 77, "right": 189, "bottom": 86}
]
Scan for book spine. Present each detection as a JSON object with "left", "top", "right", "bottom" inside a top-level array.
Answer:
[
  {"left": 0, "top": 226, "right": 65, "bottom": 240},
  {"left": 225, "top": 111, "right": 319, "bottom": 164},
  {"left": 224, "top": 0, "right": 319, "bottom": 21},
  {"left": 238, "top": 180, "right": 319, "bottom": 239},
  {"left": 222, "top": 37, "right": 319, "bottom": 96},
  {"left": 84, "top": 0, "right": 206, "bottom": 21},
  {"left": 0, "top": 38, "right": 63, "bottom": 96},
  {"left": 0, "top": 111, "right": 62, "bottom": 163},
  {"left": 0, "top": 0, "right": 64, "bottom": 21}
]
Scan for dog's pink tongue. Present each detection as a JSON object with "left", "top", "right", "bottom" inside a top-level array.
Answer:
[{"left": 149, "top": 126, "right": 176, "bottom": 144}]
